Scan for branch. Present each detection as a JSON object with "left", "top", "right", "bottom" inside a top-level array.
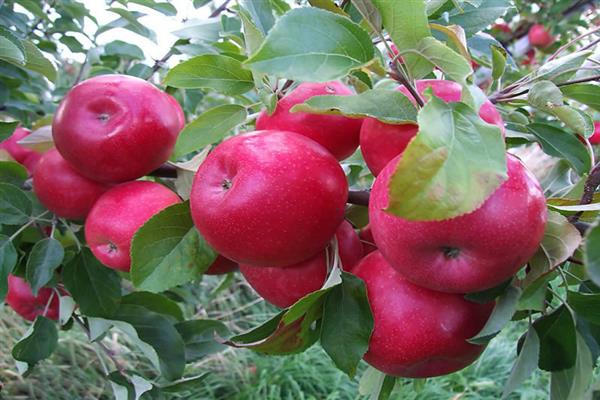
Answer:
[
  {"left": 490, "top": 74, "right": 600, "bottom": 103},
  {"left": 569, "top": 161, "right": 600, "bottom": 224},
  {"left": 149, "top": 164, "right": 178, "bottom": 178},
  {"left": 145, "top": 48, "right": 176, "bottom": 81},
  {"left": 73, "top": 316, "right": 126, "bottom": 376},
  {"left": 209, "top": 0, "right": 232, "bottom": 18},
  {"left": 388, "top": 69, "right": 425, "bottom": 107}
]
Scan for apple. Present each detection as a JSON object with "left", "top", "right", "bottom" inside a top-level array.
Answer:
[
  {"left": 522, "top": 49, "right": 536, "bottom": 66},
  {"left": 0, "top": 127, "right": 42, "bottom": 173},
  {"left": 492, "top": 23, "right": 511, "bottom": 34},
  {"left": 369, "top": 153, "right": 547, "bottom": 293},
  {"left": 190, "top": 130, "right": 348, "bottom": 267},
  {"left": 52, "top": 74, "right": 184, "bottom": 183},
  {"left": 360, "top": 80, "right": 505, "bottom": 176},
  {"left": 589, "top": 122, "right": 600, "bottom": 145},
  {"left": 85, "top": 181, "right": 181, "bottom": 271},
  {"left": 255, "top": 81, "right": 363, "bottom": 160},
  {"left": 6, "top": 275, "right": 60, "bottom": 321},
  {"left": 353, "top": 251, "right": 494, "bottom": 378},
  {"left": 359, "top": 224, "right": 377, "bottom": 255},
  {"left": 528, "top": 24, "right": 554, "bottom": 48},
  {"left": 205, "top": 255, "right": 238, "bottom": 275},
  {"left": 239, "top": 220, "right": 363, "bottom": 308},
  {"left": 33, "top": 149, "right": 111, "bottom": 220}
]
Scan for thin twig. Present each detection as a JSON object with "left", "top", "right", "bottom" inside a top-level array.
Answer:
[
  {"left": 569, "top": 161, "right": 600, "bottom": 224},
  {"left": 73, "top": 316, "right": 126, "bottom": 376},
  {"left": 388, "top": 70, "right": 425, "bottom": 107},
  {"left": 145, "top": 48, "right": 176, "bottom": 81},
  {"left": 490, "top": 74, "right": 600, "bottom": 103},
  {"left": 209, "top": 0, "right": 232, "bottom": 18},
  {"left": 547, "top": 25, "right": 600, "bottom": 62}
]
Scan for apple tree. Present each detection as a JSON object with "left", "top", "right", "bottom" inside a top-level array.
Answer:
[{"left": 1, "top": 0, "right": 600, "bottom": 398}]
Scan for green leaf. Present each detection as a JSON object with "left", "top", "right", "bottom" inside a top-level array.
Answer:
[
  {"left": 527, "top": 123, "right": 591, "bottom": 177},
  {"left": 160, "top": 373, "right": 210, "bottom": 393},
  {"left": 173, "top": 105, "right": 247, "bottom": 159},
  {"left": 0, "top": 36, "right": 25, "bottom": 65},
  {"left": 121, "top": 292, "right": 183, "bottom": 322},
  {"left": 113, "top": 304, "right": 185, "bottom": 381},
  {"left": 175, "top": 319, "right": 230, "bottom": 362},
  {"left": 386, "top": 96, "right": 507, "bottom": 221},
  {"left": 0, "top": 234, "right": 17, "bottom": 301},
  {"left": 291, "top": 89, "right": 417, "bottom": 124},
  {"left": 239, "top": 6, "right": 264, "bottom": 56},
  {"left": 0, "top": 161, "right": 28, "bottom": 185},
  {"left": 21, "top": 40, "right": 57, "bottom": 82},
  {"left": 308, "top": 0, "right": 348, "bottom": 16},
  {"left": 104, "top": 40, "right": 144, "bottom": 60},
  {"left": 358, "top": 366, "right": 396, "bottom": 400},
  {"left": 469, "top": 286, "right": 521, "bottom": 344},
  {"left": 561, "top": 84, "right": 600, "bottom": 112},
  {"left": 464, "top": 279, "right": 512, "bottom": 304},
  {"left": 26, "top": 238, "right": 64, "bottom": 296},
  {"left": 371, "top": 0, "right": 432, "bottom": 79},
  {"left": 411, "top": 36, "right": 472, "bottom": 85},
  {"left": 446, "top": 0, "right": 513, "bottom": 37},
  {"left": 241, "top": 0, "right": 275, "bottom": 34},
  {"left": 0, "top": 121, "right": 19, "bottom": 141},
  {"left": 193, "top": 0, "right": 212, "bottom": 7},
  {"left": 172, "top": 18, "right": 221, "bottom": 42},
  {"left": 534, "top": 305, "right": 577, "bottom": 372},
  {"left": 351, "top": 0, "right": 382, "bottom": 31},
  {"left": 533, "top": 51, "right": 592, "bottom": 85},
  {"left": 164, "top": 54, "right": 254, "bottom": 95},
  {"left": 62, "top": 248, "right": 121, "bottom": 318},
  {"left": 131, "top": 202, "right": 217, "bottom": 293},
  {"left": 244, "top": 7, "right": 374, "bottom": 82},
  {"left": 128, "top": 0, "right": 177, "bottom": 16},
  {"left": 0, "top": 183, "right": 32, "bottom": 225},
  {"left": 491, "top": 45, "right": 507, "bottom": 81},
  {"left": 585, "top": 218, "right": 600, "bottom": 288},
  {"left": 321, "top": 272, "right": 373, "bottom": 377},
  {"left": 502, "top": 327, "right": 540, "bottom": 399},
  {"left": 568, "top": 291, "right": 600, "bottom": 325},
  {"left": 12, "top": 316, "right": 58, "bottom": 366},
  {"left": 550, "top": 333, "right": 594, "bottom": 400}
]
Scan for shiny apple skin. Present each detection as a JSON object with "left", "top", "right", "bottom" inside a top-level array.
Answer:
[
  {"left": 33, "top": 149, "right": 111, "bottom": 220},
  {"left": 0, "top": 127, "right": 42, "bottom": 173},
  {"left": 52, "top": 74, "right": 184, "bottom": 183},
  {"left": 360, "top": 79, "right": 505, "bottom": 176},
  {"left": 6, "top": 275, "right": 60, "bottom": 321},
  {"left": 589, "top": 122, "right": 600, "bottom": 145},
  {"left": 239, "top": 220, "right": 363, "bottom": 308},
  {"left": 353, "top": 251, "right": 494, "bottom": 378},
  {"left": 256, "top": 81, "right": 363, "bottom": 160},
  {"left": 205, "top": 255, "right": 238, "bottom": 275},
  {"left": 85, "top": 181, "right": 181, "bottom": 271},
  {"left": 369, "top": 153, "right": 547, "bottom": 293},
  {"left": 190, "top": 130, "right": 348, "bottom": 267},
  {"left": 528, "top": 24, "right": 554, "bottom": 48}
]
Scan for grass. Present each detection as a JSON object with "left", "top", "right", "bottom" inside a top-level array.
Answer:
[{"left": 0, "top": 274, "right": 596, "bottom": 399}]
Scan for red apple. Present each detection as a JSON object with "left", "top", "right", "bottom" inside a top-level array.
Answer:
[
  {"left": 255, "top": 81, "right": 363, "bottom": 160},
  {"left": 6, "top": 275, "right": 60, "bottom": 321},
  {"left": 190, "top": 130, "right": 348, "bottom": 267},
  {"left": 492, "top": 23, "right": 511, "bottom": 34},
  {"left": 0, "top": 127, "right": 42, "bottom": 173},
  {"left": 52, "top": 74, "right": 184, "bottom": 183},
  {"left": 85, "top": 181, "right": 181, "bottom": 271},
  {"left": 33, "top": 149, "right": 111, "bottom": 220},
  {"left": 239, "top": 220, "right": 363, "bottom": 308},
  {"left": 522, "top": 49, "right": 536, "bottom": 66},
  {"left": 360, "top": 80, "right": 505, "bottom": 176},
  {"left": 370, "top": 153, "right": 547, "bottom": 293},
  {"left": 528, "top": 24, "right": 554, "bottom": 48},
  {"left": 359, "top": 224, "right": 377, "bottom": 255},
  {"left": 205, "top": 255, "right": 238, "bottom": 275},
  {"left": 589, "top": 122, "right": 600, "bottom": 145},
  {"left": 353, "top": 251, "right": 494, "bottom": 378}
]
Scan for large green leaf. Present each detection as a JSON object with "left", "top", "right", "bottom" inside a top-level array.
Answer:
[
  {"left": 411, "top": 36, "right": 472, "bottom": 84},
  {"left": 244, "top": 7, "right": 374, "bottom": 82},
  {"left": 447, "top": 0, "right": 513, "bottom": 37},
  {"left": 104, "top": 40, "right": 144, "bottom": 60},
  {"left": 550, "top": 333, "right": 594, "bottom": 400},
  {"left": 533, "top": 51, "right": 592, "bottom": 85},
  {"left": 584, "top": 218, "right": 600, "bottom": 288},
  {"left": 62, "top": 248, "right": 121, "bottom": 318},
  {"left": 12, "top": 316, "right": 58, "bottom": 366},
  {"left": 131, "top": 202, "right": 217, "bottom": 293},
  {"left": 26, "top": 238, "right": 64, "bottom": 296},
  {"left": 241, "top": 0, "right": 275, "bottom": 34},
  {"left": 99, "top": 8, "right": 157, "bottom": 43},
  {"left": 502, "top": 327, "right": 540, "bottom": 399},
  {"left": 172, "top": 18, "right": 221, "bottom": 42},
  {"left": 164, "top": 54, "right": 254, "bottom": 95},
  {"left": 371, "top": 0, "right": 432, "bottom": 79},
  {"left": 0, "top": 183, "right": 32, "bottom": 225},
  {"left": 568, "top": 291, "right": 600, "bottom": 325},
  {"left": 0, "top": 161, "right": 28, "bottom": 185},
  {"left": 173, "top": 104, "right": 247, "bottom": 159},
  {"left": 128, "top": 0, "right": 177, "bottom": 16},
  {"left": 0, "top": 36, "right": 25, "bottom": 65},
  {"left": 534, "top": 305, "right": 577, "bottom": 372},
  {"left": 21, "top": 40, "right": 57, "bottom": 82},
  {"left": 469, "top": 286, "right": 521, "bottom": 344},
  {"left": 0, "top": 121, "right": 19, "bottom": 142},
  {"left": 0, "top": 235, "right": 17, "bottom": 301},
  {"left": 387, "top": 96, "right": 507, "bottom": 221},
  {"left": 561, "top": 84, "right": 600, "bottom": 112},
  {"left": 175, "top": 319, "right": 230, "bottom": 362},
  {"left": 121, "top": 292, "right": 184, "bottom": 322},
  {"left": 320, "top": 272, "right": 373, "bottom": 377}
]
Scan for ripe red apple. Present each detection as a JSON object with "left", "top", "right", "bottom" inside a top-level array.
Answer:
[
  {"left": 353, "top": 251, "right": 494, "bottom": 378},
  {"left": 522, "top": 49, "right": 537, "bottom": 66},
  {"left": 85, "top": 181, "right": 181, "bottom": 271},
  {"left": 255, "top": 81, "right": 363, "bottom": 160},
  {"left": 0, "top": 127, "right": 42, "bottom": 173},
  {"left": 360, "top": 80, "right": 505, "bottom": 176},
  {"left": 370, "top": 153, "right": 547, "bottom": 293},
  {"left": 589, "top": 122, "right": 600, "bottom": 145},
  {"left": 6, "top": 275, "right": 60, "bottom": 321},
  {"left": 492, "top": 23, "right": 511, "bottom": 34},
  {"left": 190, "top": 130, "right": 348, "bottom": 267},
  {"left": 239, "top": 220, "right": 363, "bottom": 308},
  {"left": 52, "top": 74, "right": 184, "bottom": 183},
  {"left": 528, "top": 24, "right": 554, "bottom": 48},
  {"left": 205, "top": 255, "right": 238, "bottom": 275},
  {"left": 33, "top": 149, "right": 111, "bottom": 220},
  {"left": 359, "top": 224, "right": 377, "bottom": 255}
]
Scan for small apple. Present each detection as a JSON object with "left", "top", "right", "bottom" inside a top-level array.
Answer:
[
  {"left": 239, "top": 220, "right": 363, "bottom": 308},
  {"left": 85, "top": 181, "right": 181, "bottom": 271},
  {"left": 0, "top": 127, "right": 42, "bottom": 173},
  {"left": 190, "top": 130, "right": 348, "bottom": 267},
  {"left": 52, "top": 75, "right": 184, "bottom": 183},
  {"left": 369, "top": 153, "right": 547, "bottom": 293},
  {"left": 205, "top": 255, "right": 238, "bottom": 275},
  {"left": 256, "top": 81, "right": 363, "bottom": 160},
  {"left": 589, "top": 122, "right": 600, "bottom": 145},
  {"left": 360, "top": 79, "right": 505, "bottom": 176},
  {"left": 353, "top": 251, "right": 494, "bottom": 378},
  {"left": 6, "top": 275, "right": 60, "bottom": 321},
  {"left": 359, "top": 224, "right": 377, "bottom": 255},
  {"left": 528, "top": 24, "right": 554, "bottom": 48},
  {"left": 522, "top": 49, "right": 536, "bottom": 66},
  {"left": 492, "top": 23, "right": 511, "bottom": 34},
  {"left": 33, "top": 149, "right": 111, "bottom": 220}
]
